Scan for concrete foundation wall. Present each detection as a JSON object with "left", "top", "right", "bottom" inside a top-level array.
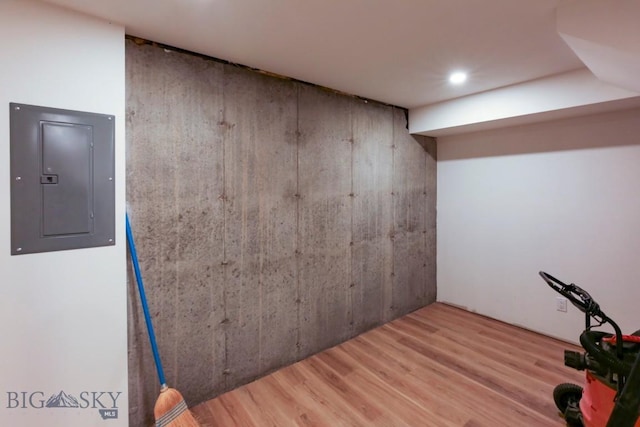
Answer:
[{"left": 126, "top": 40, "right": 436, "bottom": 426}]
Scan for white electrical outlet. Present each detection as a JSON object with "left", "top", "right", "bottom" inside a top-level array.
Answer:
[{"left": 556, "top": 297, "right": 568, "bottom": 312}]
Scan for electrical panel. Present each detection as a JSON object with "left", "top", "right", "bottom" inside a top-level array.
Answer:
[{"left": 10, "top": 103, "right": 115, "bottom": 255}]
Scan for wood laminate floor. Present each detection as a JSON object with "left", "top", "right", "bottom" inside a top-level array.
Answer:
[{"left": 192, "top": 303, "right": 583, "bottom": 426}]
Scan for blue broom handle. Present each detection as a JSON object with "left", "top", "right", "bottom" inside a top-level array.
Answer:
[{"left": 126, "top": 214, "right": 167, "bottom": 387}]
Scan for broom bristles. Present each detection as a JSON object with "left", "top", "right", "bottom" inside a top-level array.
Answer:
[{"left": 154, "top": 386, "right": 201, "bottom": 427}]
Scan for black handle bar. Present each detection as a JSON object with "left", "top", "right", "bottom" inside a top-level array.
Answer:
[
  {"left": 539, "top": 271, "right": 624, "bottom": 361},
  {"left": 538, "top": 271, "right": 600, "bottom": 316}
]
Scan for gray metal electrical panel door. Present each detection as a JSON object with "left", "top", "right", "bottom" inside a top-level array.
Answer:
[{"left": 10, "top": 103, "right": 116, "bottom": 255}]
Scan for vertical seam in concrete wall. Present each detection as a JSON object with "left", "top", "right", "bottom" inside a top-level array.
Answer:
[
  {"left": 222, "top": 66, "right": 229, "bottom": 390},
  {"left": 172, "top": 124, "right": 180, "bottom": 384},
  {"left": 349, "top": 102, "right": 355, "bottom": 336},
  {"left": 423, "top": 147, "right": 428, "bottom": 303},
  {"left": 295, "top": 83, "right": 301, "bottom": 361},
  {"left": 258, "top": 162, "right": 264, "bottom": 374},
  {"left": 389, "top": 107, "right": 396, "bottom": 321},
  {"left": 427, "top": 138, "right": 438, "bottom": 302}
]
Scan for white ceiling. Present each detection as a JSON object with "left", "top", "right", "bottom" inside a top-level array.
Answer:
[{"left": 43, "top": 0, "right": 640, "bottom": 135}]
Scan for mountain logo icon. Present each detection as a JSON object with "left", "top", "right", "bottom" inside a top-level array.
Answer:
[{"left": 45, "top": 391, "right": 80, "bottom": 408}]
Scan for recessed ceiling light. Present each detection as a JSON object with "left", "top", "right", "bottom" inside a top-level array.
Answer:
[{"left": 449, "top": 71, "right": 467, "bottom": 85}]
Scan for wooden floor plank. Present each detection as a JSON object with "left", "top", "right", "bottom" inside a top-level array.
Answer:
[
  {"left": 363, "top": 326, "right": 555, "bottom": 426},
  {"left": 192, "top": 303, "right": 584, "bottom": 426}
]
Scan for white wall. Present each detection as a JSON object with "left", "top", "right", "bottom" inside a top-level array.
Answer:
[
  {"left": 437, "top": 108, "right": 640, "bottom": 343},
  {"left": 0, "top": 1, "right": 127, "bottom": 426}
]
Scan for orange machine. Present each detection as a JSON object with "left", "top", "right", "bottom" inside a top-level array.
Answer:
[{"left": 539, "top": 271, "right": 640, "bottom": 427}]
